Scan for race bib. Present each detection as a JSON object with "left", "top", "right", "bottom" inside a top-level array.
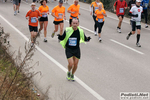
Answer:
[
  {"left": 58, "top": 13, "right": 63, "bottom": 19},
  {"left": 31, "top": 17, "right": 37, "bottom": 23},
  {"left": 136, "top": 21, "right": 141, "bottom": 26},
  {"left": 72, "top": 17, "right": 77, "bottom": 19},
  {"left": 95, "top": 7, "right": 98, "bottom": 11},
  {"left": 69, "top": 38, "right": 77, "bottom": 46},
  {"left": 119, "top": 8, "right": 124, "bottom": 13},
  {"left": 98, "top": 18, "right": 103, "bottom": 23},
  {"left": 42, "top": 13, "right": 47, "bottom": 17},
  {"left": 144, "top": 3, "right": 148, "bottom": 8}
]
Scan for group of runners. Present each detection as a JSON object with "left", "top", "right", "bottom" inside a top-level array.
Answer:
[
  {"left": 25, "top": 0, "right": 91, "bottom": 81},
  {"left": 90, "top": 0, "right": 149, "bottom": 47},
  {"left": 113, "top": 0, "right": 149, "bottom": 47},
  {"left": 24, "top": 0, "right": 149, "bottom": 81}
]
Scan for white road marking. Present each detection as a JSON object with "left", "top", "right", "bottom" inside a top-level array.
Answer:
[
  {"left": 110, "top": 39, "right": 144, "bottom": 55},
  {"left": 0, "top": 14, "right": 105, "bottom": 100}
]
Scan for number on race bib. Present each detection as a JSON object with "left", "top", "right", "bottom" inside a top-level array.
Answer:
[
  {"left": 31, "top": 17, "right": 37, "bottom": 23},
  {"left": 144, "top": 3, "right": 148, "bottom": 8},
  {"left": 119, "top": 8, "right": 124, "bottom": 13},
  {"left": 98, "top": 18, "right": 103, "bottom": 23},
  {"left": 42, "top": 13, "right": 47, "bottom": 17},
  {"left": 58, "top": 13, "right": 63, "bottom": 19},
  {"left": 69, "top": 38, "right": 77, "bottom": 46},
  {"left": 95, "top": 7, "right": 98, "bottom": 11},
  {"left": 136, "top": 21, "right": 141, "bottom": 26}
]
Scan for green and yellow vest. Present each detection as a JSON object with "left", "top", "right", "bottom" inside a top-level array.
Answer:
[{"left": 60, "top": 26, "right": 85, "bottom": 48}]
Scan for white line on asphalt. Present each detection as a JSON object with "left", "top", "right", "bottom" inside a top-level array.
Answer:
[
  {"left": 0, "top": 15, "right": 105, "bottom": 100},
  {"left": 110, "top": 39, "right": 144, "bottom": 55}
]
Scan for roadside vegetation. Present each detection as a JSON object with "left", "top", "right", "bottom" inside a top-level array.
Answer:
[{"left": 0, "top": 26, "right": 40, "bottom": 100}]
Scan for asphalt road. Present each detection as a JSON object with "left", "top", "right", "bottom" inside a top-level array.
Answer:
[{"left": 0, "top": 0, "right": 150, "bottom": 100}]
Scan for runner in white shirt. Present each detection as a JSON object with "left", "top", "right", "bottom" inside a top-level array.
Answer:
[{"left": 126, "top": 0, "right": 143, "bottom": 47}]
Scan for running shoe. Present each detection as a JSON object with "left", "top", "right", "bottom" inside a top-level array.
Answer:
[
  {"left": 44, "top": 39, "right": 47, "bottom": 42},
  {"left": 126, "top": 34, "right": 130, "bottom": 40},
  {"left": 51, "top": 32, "right": 55, "bottom": 38},
  {"left": 94, "top": 31, "right": 97, "bottom": 36},
  {"left": 145, "top": 25, "right": 148, "bottom": 28},
  {"left": 66, "top": 72, "right": 71, "bottom": 80},
  {"left": 14, "top": 11, "right": 17, "bottom": 16},
  {"left": 117, "top": 28, "right": 121, "bottom": 33},
  {"left": 71, "top": 74, "right": 75, "bottom": 81},
  {"left": 18, "top": 11, "right": 19, "bottom": 13},
  {"left": 136, "top": 43, "right": 141, "bottom": 47},
  {"left": 99, "top": 37, "right": 102, "bottom": 42}
]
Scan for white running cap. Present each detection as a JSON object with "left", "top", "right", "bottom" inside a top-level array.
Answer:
[
  {"left": 31, "top": 3, "right": 36, "bottom": 6},
  {"left": 136, "top": 0, "right": 141, "bottom": 2}
]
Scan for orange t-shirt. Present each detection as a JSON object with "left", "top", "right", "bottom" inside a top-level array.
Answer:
[
  {"left": 52, "top": 5, "right": 65, "bottom": 21},
  {"left": 67, "top": 4, "right": 80, "bottom": 19},
  {"left": 38, "top": 5, "right": 49, "bottom": 17},
  {"left": 90, "top": 2, "right": 104, "bottom": 13},
  {"left": 95, "top": 9, "right": 106, "bottom": 22},
  {"left": 26, "top": 10, "right": 41, "bottom": 27}
]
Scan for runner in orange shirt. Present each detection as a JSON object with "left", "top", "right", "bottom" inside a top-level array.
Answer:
[
  {"left": 67, "top": 0, "right": 80, "bottom": 27},
  {"left": 94, "top": 3, "right": 107, "bottom": 42},
  {"left": 38, "top": 0, "right": 49, "bottom": 42},
  {"left": 90, "top": 0, "right": 104, "bottom": 36},
  {"left": 51, "top": 0, "right": 66, "bottom": 38},
  {"left": 26, "top": 3, "right": 41, "bottom": 47}
]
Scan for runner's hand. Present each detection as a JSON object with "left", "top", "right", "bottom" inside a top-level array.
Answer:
[
  {"left": 134, "top": 14, "right": 138, "bottom": 17},
  {"left": 90, "top": 12, "right": 92, "bottom": 15},
  {"left": 36, "top": 18, "right": 38, "bottom": 21},
  {"left": 114, "top": 10, "right": 116, "bottom": 13},
  {"left": 56, "top": 17, "right": 60, "bottom": 20},
  {"left": 72, "top": 12, "right": 75, "bottom": 14},
  {"left": 102, "top": 12, "right": 104, "bottom": 15},
  {"left": 26, "top": 17, "right": 29, "bottom": 20},
  {"left": 87, "top": 36, "right": 91, "bottom": 41}
]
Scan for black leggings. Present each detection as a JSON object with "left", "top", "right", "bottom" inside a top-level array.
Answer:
[
  {"left": 96, "top": 21, "right": 104, "bottom": 33},
  {"left": 143, "top": 9, "right": 148, "bottom": 24},
  {"left": 92, "top": 15, "right": 97, "bottom": 31}
]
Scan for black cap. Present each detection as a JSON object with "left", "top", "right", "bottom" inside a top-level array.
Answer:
[{"left": 59, "top": 0, "right": 63, "bottom": 3}]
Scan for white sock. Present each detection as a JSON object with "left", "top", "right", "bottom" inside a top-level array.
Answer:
[{"left": 44, "top": 37, "right": 47, "bottom": 40}]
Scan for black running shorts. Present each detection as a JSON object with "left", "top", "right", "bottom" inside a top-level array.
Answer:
[
  {"left": 118, "top": 15, "right": 124, "bottom": 19},
  {"left": 39, "top": 17, "right": 48, "bottom": 22},
  {"left": 29, "top": 25, "right": 38, "bottom": 32},
  {"left": 13, "top": 0, "right": 19, "bottom": 5},
  {"left": 53, "top": 20, "right": 64, "bottom": 25},
  {"left": 131, "top": 21, "right": 141, "bottom": 31},
  {"left": 65, "top": 48, "right": 80, "bottom": 59}
]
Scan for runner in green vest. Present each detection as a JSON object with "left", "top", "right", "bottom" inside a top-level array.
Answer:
[{"left": 58, "top": 19, "right": 91, "bottom": 81}]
